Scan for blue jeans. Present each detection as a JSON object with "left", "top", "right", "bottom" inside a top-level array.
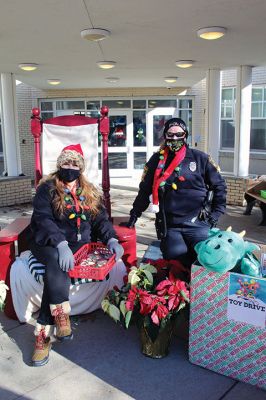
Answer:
[{"left": 160, "top": 219, "right": 210, "bottom": 268}]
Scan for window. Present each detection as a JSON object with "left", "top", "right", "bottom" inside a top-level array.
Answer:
[
  {"left": 250, "top": 120, "right": 266, "bottom": 150},
  {"left": 42, "top": 113, "right": 54, "bottom": 120},
  {"left": 134, "top": 152, "right": 146, "bottom": 169},
  {"left": 41, "top": 102, "right": 53, "bottom": 111},
  {"left": 250, "top": 87, "right": 266, "bottom": 150},
  {"left": 0, "top": 100, "right": 3, "bottom": 153},
  {"left": 220, "top": 86, "right": 266, "bottom": 151},
  {"left": 133, "top": 100, "right": 146, "bottom": 109},
  {"left": 40, "top": 101, "right": 55, "bottom": 120},
  {"left": 133, "top": 110, "right": 146, "bottom": 146},
  {"left": 102, "top": 100, "right": 131, "bottom": 108},
  {"left": 0, "top": 117, "right": 2, "bottom": 153},
  {"left": 98, "top": 153, "right": 127, "bottom": 169},
  {"left": 86, "top": 101, "right": 101, "bottom": 118},
  {"left": 148, "top": 99, "right": 177, "bottom": 108},
  {"left": 56, "top": 100, "right": 85, "bottom": 110},
  {"left": 153, "top": 115, "right": 170, "bottom": 146},
  {"left": 178, "top": 99, "right": 193, "bottom": 144},
  {"left": 220, "top": 88, "right": 236, "bottom": 148}
]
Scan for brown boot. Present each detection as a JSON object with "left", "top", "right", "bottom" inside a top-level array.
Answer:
[
  {"left": 32, "top": 323, "right": 53, "bottom": 367},
  {"left": 50, "top": 301, "right": 73, "bottom": 341}
]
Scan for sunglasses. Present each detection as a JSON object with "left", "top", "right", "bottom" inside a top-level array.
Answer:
[{"left": 165, "top": 130, "right": 185, "bottom": 138}]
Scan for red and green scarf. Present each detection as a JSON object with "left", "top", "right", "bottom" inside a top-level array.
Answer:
[{"left": 150, "top": 145, "right": 186, "bottom": 212}]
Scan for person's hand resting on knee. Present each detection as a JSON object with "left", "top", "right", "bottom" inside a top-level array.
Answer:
[{"left": 57, "top": 241, "right": 75, "bottom": 272}]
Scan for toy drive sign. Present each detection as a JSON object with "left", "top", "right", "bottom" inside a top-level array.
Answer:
[{"left": 227, "top": 273, "right": 266, "bottom": 328}]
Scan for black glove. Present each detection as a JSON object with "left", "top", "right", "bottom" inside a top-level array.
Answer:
[
  {"left": 125, "top": 213, "right": 138, "bottom": 228},
  {"left": 208, "top": 216, "right": 218, "bottom": 228},
  {"left": 57, "top": 241, "right": 75, "bottom": 272}
]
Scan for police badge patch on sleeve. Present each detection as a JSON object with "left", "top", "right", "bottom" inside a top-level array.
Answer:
[
  {"left": 141, "top": 165, "right": 148, "bottom": 181},
  {"left": 208, "top": 155, "right": 221, "bottom": 172}
]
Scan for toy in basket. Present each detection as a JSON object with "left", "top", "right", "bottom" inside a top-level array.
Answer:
[{"left": 69, "top": 242, "right": 116, "bottom": 280}]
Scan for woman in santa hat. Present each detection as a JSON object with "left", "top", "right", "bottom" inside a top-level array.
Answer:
[{"left": 29, "top": 144, "right": 124, "bottom": 366}]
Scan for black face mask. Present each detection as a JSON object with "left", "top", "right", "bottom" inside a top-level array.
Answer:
[{"left": 59, "top": 167, "right": 80, "bottom": 182}]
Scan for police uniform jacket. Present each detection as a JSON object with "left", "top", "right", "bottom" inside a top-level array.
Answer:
[
  {"left": 30, "top": 180, "right": 116, "bottom": 247},
  {"left": 132, "top": 146, "right": 226, "bottom": 227}
]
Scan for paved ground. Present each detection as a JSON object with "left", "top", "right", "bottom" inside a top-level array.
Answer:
[{"left": 0, "top": 185, "right": 265, "bottom": 399}]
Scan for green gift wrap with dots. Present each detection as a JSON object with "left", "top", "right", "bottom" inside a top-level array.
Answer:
[{"left": 189, "top": 265, "right": 266, "bottom": 390}]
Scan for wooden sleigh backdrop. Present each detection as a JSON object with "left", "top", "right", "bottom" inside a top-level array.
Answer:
[{"left": 0, "top": 106, "right": 137, "bottom": 320}]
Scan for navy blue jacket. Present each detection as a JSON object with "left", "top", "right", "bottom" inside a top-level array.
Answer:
[
  {"left": 30, "top": 180, "right": 116, "bottom": 247},
  {"left": 132, "top": 146, "right": 226, "bottom": 226}
]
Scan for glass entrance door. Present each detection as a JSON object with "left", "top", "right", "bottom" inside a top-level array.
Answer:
[
  {"left": 99, "top": 110, "right": 133, "bottom": 177},
  {"left": 147, "top": 108, "right": 177, "bottom": 159}
]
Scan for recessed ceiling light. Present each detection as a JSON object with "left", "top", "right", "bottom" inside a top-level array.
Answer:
[
  {"left": 47, "top": 79, "right": 61, "bottom": 85},
  {"left": 97, "top": 61, "right": 116, "bottom": 69},
  {"left": 175, "top": 60, "right": 194, "bottom": 68},
  {"left": 197, "top": 26, "right": 227, "bottom": 40},
  {"left": 106, "top": 77, "right": 119, "bottom": 83},
  {"left": 19, "top": 63, "right": 38, "bottom": 71},
  {"left": 81, "top": 28, "right": 111, "bottom": 41},
  {"left": 164, "top": 77, "right": 178, "bottom": 83}
]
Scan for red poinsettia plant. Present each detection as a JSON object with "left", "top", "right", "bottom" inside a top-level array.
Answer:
[{"left": 102, "top": 262, "right": 190, "bottom": 332}]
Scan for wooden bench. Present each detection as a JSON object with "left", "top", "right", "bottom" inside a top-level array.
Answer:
[{"left": 244, "top": 180, "right": 266, "bottom": 225}]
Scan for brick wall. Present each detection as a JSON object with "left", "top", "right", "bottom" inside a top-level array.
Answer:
[
  {"left": 222, "top": 67, "right": 266, "bottom": 86},
  {"left": 17, "top": 83, "right": 40, "bottom": 177},
  {"left": 221, "top": 69, "right": 237, "bottom": 86},
  {"left": 224, "top": 176, "right": 250, "bottom": 206},
  {"left": 0, "top": 177, "right": 32, "bottom": 206},
  {"left": 186, "top": 78, "right": 207, "bottom": 152}
]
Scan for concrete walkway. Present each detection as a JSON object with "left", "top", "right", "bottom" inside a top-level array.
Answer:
[{"left": 0, "top": 186, "right": 265, "bottom": 400}]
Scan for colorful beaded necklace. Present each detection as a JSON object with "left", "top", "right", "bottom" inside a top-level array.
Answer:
[
  {"left": 158, "top": 148, "right": 186, "bottom": 191},
  {"left": 151, "top": 145, "right": 186, "bottom": 208},
  {"left": 64, "top": 186, "right": 89, "bottom": 241}
]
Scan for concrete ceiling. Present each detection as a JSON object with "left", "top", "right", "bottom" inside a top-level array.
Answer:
[{"left": 1, "top": 0, "right": 266, "bottom": 90}]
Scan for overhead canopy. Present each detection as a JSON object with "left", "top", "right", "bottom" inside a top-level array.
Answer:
[{"left": 0, "top": 0, "right": 266, "bottom": 89}]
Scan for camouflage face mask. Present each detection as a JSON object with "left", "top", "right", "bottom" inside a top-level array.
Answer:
[{"left": 166, "top": 139, "right": 185, "bottom": 152}]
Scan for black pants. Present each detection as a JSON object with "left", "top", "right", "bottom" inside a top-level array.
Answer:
[
  {"left": 30, "top": 241, "right": 82, "bottom": 326},
  {"left": 160, "top": 220, "right": 210, "bottom": 269}
]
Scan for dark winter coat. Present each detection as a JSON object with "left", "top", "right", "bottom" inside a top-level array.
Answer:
[
  {"left": 30, "top": 180, "right": 116, "bottom": 247},
  {"left": 132, "top": 146, "right": 227, "bottom": 227}
]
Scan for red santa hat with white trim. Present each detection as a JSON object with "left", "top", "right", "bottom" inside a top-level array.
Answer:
[{"left": 56, "top": 144, "right": 85, "bottom": 172}]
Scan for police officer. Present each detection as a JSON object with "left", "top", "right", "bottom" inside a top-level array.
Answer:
[{"left": 127, "top": 118, "right": 227, "bottom": 268}]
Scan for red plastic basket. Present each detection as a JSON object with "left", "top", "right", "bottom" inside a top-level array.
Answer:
[{"left": 69, "top": 242, "right": 116, "bottom": 280}]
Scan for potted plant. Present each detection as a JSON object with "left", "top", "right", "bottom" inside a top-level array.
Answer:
[
  {"left": 0, "top": 280, "right": 9, "bottom": 311},
  {"left": 102, "top": 263, "right": 190, "bottom": 358}
]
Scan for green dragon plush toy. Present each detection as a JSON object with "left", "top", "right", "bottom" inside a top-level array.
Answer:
[{"left": 194, "top": 226, "right": 261, "bottom": 277}]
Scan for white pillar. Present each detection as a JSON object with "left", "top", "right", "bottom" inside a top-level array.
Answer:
[
  {"left": 0, "top": 73, "right": 21, "bottom": 176},
  {"left": 233, "top": 66, "right": 252, "bottom": 177},
  {"left": 205, "top": 69, "right": 221, "bottom": 162}
]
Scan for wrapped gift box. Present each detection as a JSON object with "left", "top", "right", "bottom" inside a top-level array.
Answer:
[{"left": 189, "top": 265, "right": 266, "bottom": 390}]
